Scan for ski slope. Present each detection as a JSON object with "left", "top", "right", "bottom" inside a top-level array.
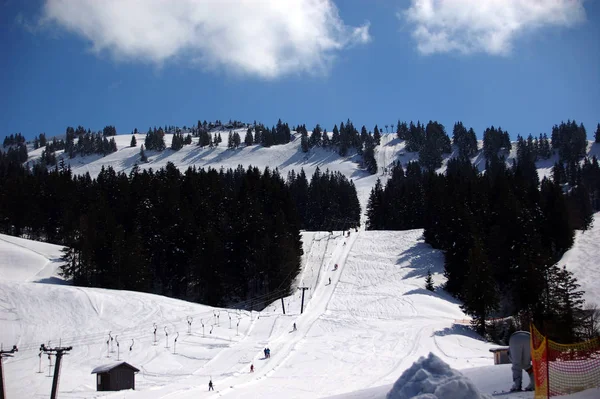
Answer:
[
  {"left": 2, "top": 225, "right": 600, "bottom": 398},
  {"left": 0, "top": 233, "right": 65, "bottom": 284}
]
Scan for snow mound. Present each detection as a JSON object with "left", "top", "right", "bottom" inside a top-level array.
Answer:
[{"left": 386, "top": 353, "right": 490, "bottom": 399}]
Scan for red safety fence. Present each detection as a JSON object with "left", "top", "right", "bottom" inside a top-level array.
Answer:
[{"left": 531, "top": 324, "right": 600, "bottom": 398}]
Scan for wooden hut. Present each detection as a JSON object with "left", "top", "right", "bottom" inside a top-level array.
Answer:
[
  {"left": 489, "top": 347, "right": 510, "bottom": 365},
  {"left": 91, "top": 361, "right": 139, "bottom": 391}
]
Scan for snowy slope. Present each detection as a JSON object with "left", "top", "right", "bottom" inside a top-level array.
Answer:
[
  {"left": 559, "top": 211, "right": 600, "bottom": 307},
  {"left": 1, "top": 223, "right": 600, "bottom": 398},
  {"left": 0, "top": 233, "right": 65, "bottom": 283},
  {"left": 0, "top": 229, "right": 482, "bottom": 399}
]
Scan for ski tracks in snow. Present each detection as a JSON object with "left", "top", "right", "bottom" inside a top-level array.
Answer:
[{"left": 162, "top": 233, "right": 360, "bottom": 398}]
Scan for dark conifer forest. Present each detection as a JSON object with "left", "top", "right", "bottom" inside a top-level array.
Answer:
[
  {"left": 0, "top": 151, "right": 361, "bottom": 308},
  {"left": 367, "top": 120, "right": 599, "bottom": 342}
]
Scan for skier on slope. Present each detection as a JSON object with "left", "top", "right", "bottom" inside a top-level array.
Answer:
[
  {"left": 508, "top": 331, "right": 535, "bottom": 392},
  {"left": 250, "top": 364, "right": 254, "bottom": 372},
  {"left": 293, "top": 322, "right": 297, "bottom": 331},
  {"left": 208, "top": 379, "right": 214, "bottom": 391}
]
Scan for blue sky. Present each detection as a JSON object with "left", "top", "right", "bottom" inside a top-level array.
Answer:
[{"left": 1, "top": 0, "right": 599, "bottom": 142}]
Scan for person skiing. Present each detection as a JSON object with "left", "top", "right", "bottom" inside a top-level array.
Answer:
[
  {"left": 208, "top": 379, "right": 214, "bottom": 391},
  {"left": 508, "top": 331, "right": 535, "bottom": 392},
  {"left": 293, "top": 322, "right": 297, "bottom": 331},
  {"left": 328, "top": 277, "right": 331, "bottom": 285},
  {"left": 334, "top": 264, "right": 338, "bottom": 270},
  {"left": 250, "top": 364, "right": 254, "bottom": 372},
  {"left": 264, "top": 348, "right": 267, "bottom": 358},
  {"left": 266, "top": 348, "right": 270, "bottom": 358}
]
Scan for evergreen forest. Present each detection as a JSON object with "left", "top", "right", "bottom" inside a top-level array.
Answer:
[{"left": 367, "top": 120, "right": 600, "bottom": 343}]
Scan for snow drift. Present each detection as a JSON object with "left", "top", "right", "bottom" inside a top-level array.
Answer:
[{"left": 386, "top": 353, "right": 490, "bottom": 399}]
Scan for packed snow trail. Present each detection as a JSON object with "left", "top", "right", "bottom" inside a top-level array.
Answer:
[
  {"left": 210, "top": 230, "right": 494, "bottom": 399},
  {"left": 131, "top": 232, "right": 360, "bottom": 398}
]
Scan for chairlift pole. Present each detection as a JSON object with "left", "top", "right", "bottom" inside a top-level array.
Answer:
[
  {"left": 0, "top": 345, "right": 18, "bottom": 399},
  {"left": 40, "top": 344, "right": 72, "bottom": 399},
  {"left": 298, "top": 287, "right": 309, "bottom": 314}
]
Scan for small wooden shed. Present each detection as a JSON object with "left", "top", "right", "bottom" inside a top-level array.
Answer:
[
  {"left": 489, "top": 346, "right": 510, "bottom": 365},
  {"left": 91, "top": 361, "right": 139, "bottom": 391}
]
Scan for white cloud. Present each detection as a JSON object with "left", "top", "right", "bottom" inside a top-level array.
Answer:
[
  {"left": 41, "top": 0, "right": 370, "bottom": 78},
  {"left": 402, "top": 0, "right": 586, "bottom": 55}
]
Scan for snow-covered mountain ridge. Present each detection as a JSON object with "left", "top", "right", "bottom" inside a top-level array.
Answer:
[{"left": 21, "top": 130, "right": 600, "bottom": 221}]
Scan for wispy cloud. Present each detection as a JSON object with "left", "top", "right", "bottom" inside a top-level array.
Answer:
[
  {"left": 401, "top": 0, "right": 587, "bottom": 55},
  {"left": 41, "top": 0, "right": 370, "bottom": 79}
]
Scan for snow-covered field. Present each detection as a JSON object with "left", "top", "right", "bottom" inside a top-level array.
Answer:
[{"left": 1, "top": 223, "right": 599, "bottom": 399}]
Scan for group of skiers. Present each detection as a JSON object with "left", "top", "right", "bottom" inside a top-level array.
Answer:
[
  {"left": 263, "top": 347, "right": 271, "bottom": 358},
  {"left": 326, "top": 264, "right": 339, "bottom": 285}
]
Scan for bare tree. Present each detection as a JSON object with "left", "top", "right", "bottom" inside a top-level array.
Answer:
[{"left": 578, "top": 303, "right": 600, "bottom": 339}]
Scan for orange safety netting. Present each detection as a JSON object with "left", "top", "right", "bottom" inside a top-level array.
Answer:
[{"left": 531, "top": 324, "right": 600, "bottom": 399}]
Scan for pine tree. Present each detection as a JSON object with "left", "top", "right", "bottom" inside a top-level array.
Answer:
[
  {"left": 363, "top": 136, "right": 377, "bottom": 174},
  {"left": 419, "top": 121, "right": 451, "bottom": 171},
  {"left": 460, "top": 239, "right": 499, "bottom": 336},
  {"left": 309, "top": 124, "right": 322, "bottom": 148},
  {"left": 300, "top": 129, "right": 309, "bottom": 153},
  {"left": 547, "top": 265, "right": 585, "bottom": 342},
  {"left": 366, "top": 179, "right": 385, "bottom": 230},
  {"left": 140, "top": 145, "right": 148, "bottom": 163},
  {"left": 425, "top": 270, "right": 435, "bottom": 291},
  {"left": 322, "top": 129, "right": 330, "bottom": 147},
  {"left": 103, "top": 125, "right": 117, "bottom": 137},
  {"left": 130, "top": 135, "right": 137, "bottom": 147},
  {"left": 331, "top": 125, "right": 340, "bottom": 146},
  {"left": 397, "top": 121, "right": 408, "bottom": 140},
  {"left": 406, "top": 122, "right": 425, "bottom": 152},
  {"left": 595, "top": 123, "right": 600, "bottom": 143},
  {"left": 373, "top": 125, "right": 381, "bottom": 146},
  {"left": 244, "top": 128, "right": 253, "bottom": 146}
]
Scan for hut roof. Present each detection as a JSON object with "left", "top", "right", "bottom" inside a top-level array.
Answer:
[{"left": 91, "top": 361, "right": 140, "bottom": 374}]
